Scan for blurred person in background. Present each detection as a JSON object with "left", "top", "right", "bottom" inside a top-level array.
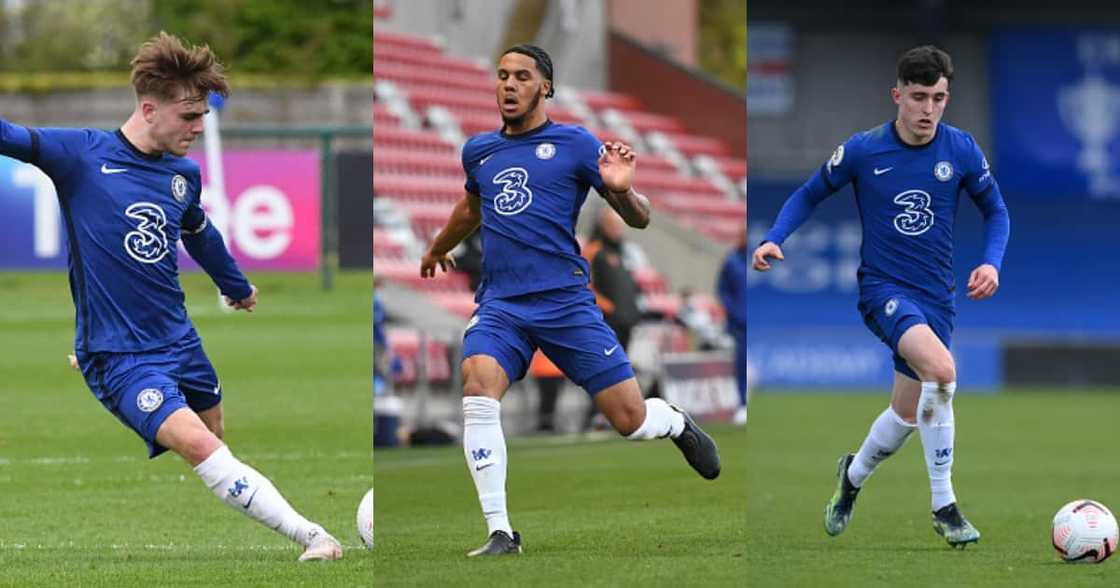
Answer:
[
  {"left": 531, "top": 350, "right": 567, "bottom": 433},
  {"left": 583, "top": 207, "right": 644, "bottom": 430},
  {"left": 420, "top": 44, "right": 720, "bottom": 557},
  {"left": 374, "top": 286, "right": 402, "bottom": 448},
  {"left": 752, "top": 45, "right": 1009, "bottom": 548},
  {"left": 0, "top": 32, "right": 342, "bottom": 561},
  {"left": 717, "top": 225, "right": 748, "bottom": 425}
]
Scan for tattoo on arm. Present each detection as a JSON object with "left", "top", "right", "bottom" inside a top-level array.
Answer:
[{"left": 605, "top": 187, "right": 651, "bottom": 228}]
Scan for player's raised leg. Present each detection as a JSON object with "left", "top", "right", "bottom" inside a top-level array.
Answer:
[
  {"left": 461, "top": 354, "right": 522, "bottom": 557},
  {"left": 156, "top": 408, "right": 342, "bottom": 561},
  {"left": 825, "top": 373, "right": 918, "bottom": 536},
  {"left": 897, "top": 324, "right": 979, "bottom": 547},
  {"left": 598, "top": 377, "right": 721, "bottom": 480}
]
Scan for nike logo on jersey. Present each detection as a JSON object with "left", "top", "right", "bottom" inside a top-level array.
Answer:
[
  {"left": 604, "top": 345, "right": 619, "bottom": 356},
  {"left": 479, "top": 154, "right": 493, "bottom": 167},
  {"left": 873, "top": 167, "right": 893, "bottom": 176},
  {"left": 101, "top": 164, "right": 128, "bottom": 174}
]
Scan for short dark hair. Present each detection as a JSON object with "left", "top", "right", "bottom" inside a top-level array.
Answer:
[
  {"left": 131, "top": 31, "right": 229, "bottom": 102},
  {"left": 501, "top": 44, "right": 555, "bottom": 98},
  {"left": 896, "top": 45, "right": 953, "bottom": 87}
]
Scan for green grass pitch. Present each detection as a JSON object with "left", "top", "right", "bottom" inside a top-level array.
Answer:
[
  {"left": 0, "top": 271, "right": 373, "bottom": 585},
  {"left": 745, "top": 391, "right": 1120, "bottom": 586},
  {"left": 373, "top": 424, "right": 748, "bottom": 586}
]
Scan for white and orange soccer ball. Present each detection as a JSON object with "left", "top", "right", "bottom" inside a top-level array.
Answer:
[
  {"left": 357, "top": 488, "right": 374, "bottom": 549},
  {"left": 1052, "top": 499, "right": 1118, "bottom": 563}
]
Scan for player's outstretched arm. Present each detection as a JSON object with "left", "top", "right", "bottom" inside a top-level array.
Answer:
[
  {"left": 181, "top": 217, "right": 255, "bottom": 311},
  {"left": 598, "top": 141, "right": 650, "bottom": 228},
  {"left": 0, "top": 117, "right": 38, "bottom": 162},
  {"left": 752, "top": 241, "right": 784, "bottom": 271},
  {"left": 421, "top": 192, "right": 481, "bottom": 278}
]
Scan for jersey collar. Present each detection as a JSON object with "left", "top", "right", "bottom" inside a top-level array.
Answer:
[
  {"left": 500, "top": 118, "right": 553, "bottom": 139},
  {"left": 889, "top": 120, "right": 941, "bottom": 150},
  {"left": 115, "top": 129, "right": 164, "bottom": 161}
]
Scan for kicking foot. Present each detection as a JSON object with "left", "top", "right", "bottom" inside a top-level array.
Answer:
[
  {"left": 669, "top": 405, "right": 721, "bottom": 480},
  {"left": 467, "top": 530, "right": 522, "bottom": 557},
  {"left": 932, "top": 503, "right": 981, "bottom": 548},
  {"left": 298, "top": 527, "right": 343, "bottom": 561},
  {"left": 824, "top": 453, "right": 861, "bottom": 537}
]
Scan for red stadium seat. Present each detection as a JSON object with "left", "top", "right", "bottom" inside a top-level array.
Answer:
[
  {"left": 638, "top": 172, "right": 725, "bottom": 198},
  {"left": 374, "top": 175, "right": 463, "bottom": 203},
  {"left": 372, "top": 228, "right": 404, "bottom": 258},
  {"left": 373, "top": 126, "right": 456, "bottom": 154},
  {"left": 710, "top": 156, "right": 748, "bottom": 180},
  {"left": 373, "top": 31, "right": 442, "bottom": 54},
  {"left": 373, "top": 102, "right": 400, "bottom": 127},
  {"left": 579, "top": 89, "right": 644, "bottom": 112},
  {"left": 619, "top": 111, "right": 687, "bottom": 134},
  {"left": 428, "top": 291, "right": 478, "bottom": 319},
  {"left": 374, "top": 149, "right": 462, "bottom": 177},
  {"left": 661, "top": 133, "right": 731, "bottom": 157},
  {"left": 374, "top": 61, "right": 491, "bottom": 93},
  {"left": 632, "top": 266, "right": 668, "bottom": 294}
]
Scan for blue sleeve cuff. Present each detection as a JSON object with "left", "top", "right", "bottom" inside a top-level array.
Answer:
[{"left": 182, "top": 222, "right": 252, "bottom": 300}]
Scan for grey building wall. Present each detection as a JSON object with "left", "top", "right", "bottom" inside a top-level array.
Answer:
[
  {"left": 748, "top": 32, "right": 988, "bottom": 176},
  {"left": 748, "top": 0, "right": 1120, "bottom": 176}
]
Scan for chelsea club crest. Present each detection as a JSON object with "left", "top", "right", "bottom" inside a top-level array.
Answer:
[
  {"left": 535, "top": 143, "right": 556, "bottom": 160},
  {"left": 171, "top": 174, "right": 188, "bottom": 202},
  {"left": 933, "top": 161, "right": 953, "bottom": 182}
]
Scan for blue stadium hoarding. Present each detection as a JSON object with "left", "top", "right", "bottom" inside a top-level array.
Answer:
[
  {"left": 746, "top": 177, "right": 1120, "bottom": 390},
  {"left": 992, "top": 28, "right": 1120, "bottom": 202}
]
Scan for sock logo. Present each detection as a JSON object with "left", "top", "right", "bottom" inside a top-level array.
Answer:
[
  {"left": 228, "top": 476, "right": 250, "bottom": 498},
  {"left": 933, "top": 447, "right": 952, "bottom": 466},
  {"left": 471, "top": 448, "right": 495, "bottom": 471}
]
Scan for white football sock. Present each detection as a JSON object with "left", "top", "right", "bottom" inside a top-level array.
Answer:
[
  {"left": 193, "top": 445, "right": 320, "bottom": 546},
  {"left": 848, "top": 406, "right": 916, "bottom": 487},
  {"left": 625, "top": 398, "right": 686, "bottom": 440},
  {"left": 917, "top": 381, "right": 958, "bottom": 511},
  {"left": 462, "top": 396, "right": 511, "bottom": 536}
]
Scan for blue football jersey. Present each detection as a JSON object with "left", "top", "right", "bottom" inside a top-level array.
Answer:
[
  {"left": 461, "top": 121, "right": 607, "bottom": 301},
  {"left": 1, "top": 120, "right": 248, "bottom": 352},
  {"left": 765, "top": 121, "right": 1007, "bottom": 307}
]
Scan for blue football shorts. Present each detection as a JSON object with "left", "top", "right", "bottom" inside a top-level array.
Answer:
[
  {"left": 463, "top": 286, "right": 634, "bottom": 395},
  {"left": 76, "top": 328, "right": 222, "bottom": 458},
  {"left": 859, "top": 292, "right": 954, "bottom": 380}
]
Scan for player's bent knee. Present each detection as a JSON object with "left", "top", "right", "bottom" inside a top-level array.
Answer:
[
  {"left": 462, "top": 379, "right": 502, "bottom": 400},
  {"left": 927, "top": 357, "right": 956, "bottom": 385}
]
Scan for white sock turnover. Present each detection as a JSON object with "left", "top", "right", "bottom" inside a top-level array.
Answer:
[
  {"left": 193, "top": 445, "right": 320, "bottom": 546},
  {"left": 625, "top": 398, "right": 685, "bottom": 440},
  {"left": 462, "top": 396, "right": 512, "bottom": 536},
  {"left": 917, "top": 381, "right": 958, "bottom": 511},
  {"left": 847, "top": 406, "right": 916, "bottom": 487}
]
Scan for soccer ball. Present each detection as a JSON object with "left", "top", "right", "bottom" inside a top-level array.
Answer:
[
  {"left": 1052, "top": 499, "right": 1118, "bottom": 563},
  {"left": 357, "top": 488, "right": 374, "bottom": 549}
]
